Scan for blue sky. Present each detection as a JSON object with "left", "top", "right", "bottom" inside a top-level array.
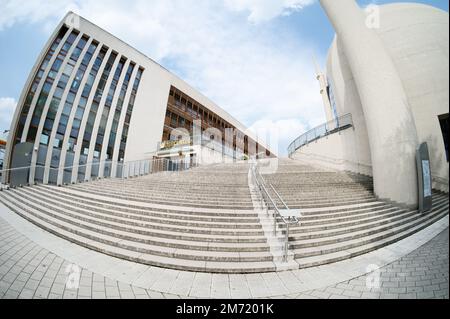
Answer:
[{"left": 0, "top": 0, "right": 448, "bottom": 154}]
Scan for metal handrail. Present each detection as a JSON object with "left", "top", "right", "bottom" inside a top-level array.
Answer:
[
  {"left": 288, "top": 113, "right": 353, "bottom": 157},
  {"left": 269, "top": 184, "right": 290, "bottom": 210},
  {"left": 251, "top": 163, "right": 299, "bottom": 262},
  {"left": 0, "top": 157, "right": 197, "bottom": 189}
]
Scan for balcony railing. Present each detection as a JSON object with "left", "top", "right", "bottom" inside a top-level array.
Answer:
[{"left": 288, "top": 113, "right": 353, "bottom": 157}]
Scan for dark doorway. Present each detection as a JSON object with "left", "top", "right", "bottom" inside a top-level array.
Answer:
[{"left": 438, "top": 113, "right": 449, "bottom": 162}]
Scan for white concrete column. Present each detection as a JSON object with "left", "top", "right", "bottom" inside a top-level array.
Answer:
[{"left": 320, "top": 0, "right": 419, "bottom": 206}]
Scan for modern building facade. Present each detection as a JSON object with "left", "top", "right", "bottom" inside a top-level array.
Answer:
[
  {"left": 290, "top": 1, "right": 449, "bottom": 206},
  {"left": 3, "top": 12, "right": 272, "bottom": 186}
]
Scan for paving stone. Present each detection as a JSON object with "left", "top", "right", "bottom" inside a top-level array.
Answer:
[
  {"left": 34, "top": 286, "right": 51, "bottom": 299},
  {"left": 342, "top": 290, "right": 362, "bottom": 298},
  {"left": 18, "top": 289, "right": 35, "bottom": 299},
  {"left": 92, "top": 291, "right": 106, "bottom": 299},
  {"left": 361, "top": 292, "right": 380, "bottom": 299},
  {"left": 417, "top": 291, "right": 435, "bottom": 299},
  {"left": 3, "top": 289, "right": 20, "bottom": 299}
]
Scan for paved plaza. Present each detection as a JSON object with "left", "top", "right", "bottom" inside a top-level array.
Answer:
[{"left": 0, "top": 211, "right": 448, "bottom": 299}]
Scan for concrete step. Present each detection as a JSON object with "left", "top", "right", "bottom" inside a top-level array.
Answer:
[
  {"left": 0, "top": 194, "right": 276, "bottom": 274},
  {"left": 16, "top": 188, "right": 265, "bottom": 236},
  {"left": 37, "top": 185, "right": 258, "bottom": 218},
  {"left": 293, "top": 202, "right": 448, "bottom": 260},
  {"left": 296, "top": 205, "right": 448, "bottom": 269},
  {"left": 3, "top": 190, "right": 269, "bottom": 244},
  {"left": 22, "top": 187, "right": 262, "bottom": 230},
  {"left": 290, "top": 197, "right": 449, "bottom": 248}
]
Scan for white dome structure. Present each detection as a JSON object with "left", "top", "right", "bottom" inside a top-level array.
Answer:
[{"left": 290, "top": 1, "right": 449, "bottom": 206}]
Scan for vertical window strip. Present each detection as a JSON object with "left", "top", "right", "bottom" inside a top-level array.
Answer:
[
  {"left": 68, "top": 43, "right": 104, "bottom": 147},
  {"left": 117, "top": 67, "right": 143, "bottom": 162},
  {"left": 26, "top": 30, "right": 80, "bottom": 143},
  {"left": 79, "top": 51, "right": 118, "bottom": 159},
  {"left": 14, "top": 26, "right": 68, "bottom": 145},
  {"left": 107, "top": 62, "right": 135, "bottom": 160},
  {"left": 46, "top": 36, "right": 95, "bottom": 176},
  {"left": 40, "top": 35, "right": 89, "bottom": 148},
  {"left": 95, "top": 56, "right": 126, "bottom": 157}
]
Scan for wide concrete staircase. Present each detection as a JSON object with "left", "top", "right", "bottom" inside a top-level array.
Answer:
[{"left": 0, "top": 159, "right": 447, "bottom": 273}]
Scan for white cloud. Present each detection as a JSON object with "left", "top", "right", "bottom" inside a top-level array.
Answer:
[
  {"left": 0, "top": 0, "right": 326, "bottom": 156},
  {"left": 0, "top": 97, "right": 16, "bottom": 132},
  {"left": 224, "top": 0, "right": 316, "bottom": 23},
  {"left": 0, "top": 0, "right": 75, "bottom": 31},
  {"left": 248, "top": 118, "right": 308, "bottom": 156}
]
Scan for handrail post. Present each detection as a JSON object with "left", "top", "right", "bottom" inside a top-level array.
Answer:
[
  {"left": 284, "top": 222, "right": 290, "bottom": 262},
  {"left": 273, "top": 207, "right": 277, "bottom": 236}
]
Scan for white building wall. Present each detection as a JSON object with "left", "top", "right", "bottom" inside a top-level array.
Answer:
[
  {"left": 294, "top": 3, "right": 449, "bottom": 194},
  {"left": 4, "top": 12, "right": 272, "bottom": 185},
  {"left": 291, "top": 129, "right": 372, "bottom": 176},
  {"left": 71, "top": 13, "right": 271, "bottom": 163}
]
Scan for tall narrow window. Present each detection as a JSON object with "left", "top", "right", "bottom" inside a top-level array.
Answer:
[
  {"left": 26, "top": 30, "right": 79, "bottom": 143},
  {"left": 117, "top": 67, "right": 144, "bottom": 162},
  {"left": 14, "top": 26, "right": 68, "bottom": 146},
  {"left": 94, "top": 56, "right": 126, "bottom": 158},
  {"left": 107, "top": 62, "right": 135, "bottom": 161}
]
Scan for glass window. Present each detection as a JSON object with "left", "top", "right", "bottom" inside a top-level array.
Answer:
[
  {"left": 44, "top": 119, "right": 53, "bottom": 131},
  {"left": 60, "top": 115, "right": 69, "bottom": 126},
  {"left": 48, "top": 70, "right": 57, "bottom": 80},
  {"left": 67, "top": 32, "right": 78, "bottom": 44},
  {"left": 40, "top": 134, "right": 49, "bottom": 145},
  {"left": 52, "top": 58, "right": 63, "bottom": 71},
  {"left": 62, "top": 103, "right": 72, "bottom": 116},
  {"left": 72, "top": 79, "right": 81, "bottom": 91},
  {"left": 71, "top": 47, "right": 82, "bottom": 60},
  {"left": 60, "top": 74, "right": 70, "bottom": 86},
  {"left": 57, "top": 123, "right": 66, "bottom": 135},
  {"left": 73, "top": 119, "right": 81, "bottom": 130},
  {"left": 75, "top": 108, "right": 84, "bottom": 120},
  {"left": 53, "top": 137, "right": 62, "bottom": 148},
  {"left": 79, "top": 97, "right": 87, "bottom": 108},
  {"left": 54, "top": 87, "right": 64, "bottom": 99},
  {"left": 66, "top": 92, "right": 75, "bottom": 104}
]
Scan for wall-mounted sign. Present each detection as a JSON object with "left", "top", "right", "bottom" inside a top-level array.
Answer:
[
  {"left": 416, "top": 143, "right": 432, "bottom": 213},
  {"left": 422, "top": 160, "right": 431, "bottom": 197}
]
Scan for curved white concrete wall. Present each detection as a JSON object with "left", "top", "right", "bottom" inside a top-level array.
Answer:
[
  {"left": 376, "top": 3, "right": 449, "bottom": 192},
  {"left": 291, "top": 128, "right": 373, "bottom": 176},
  {"left": 296, "top": 2, "right": 449, "bottom": 194}
]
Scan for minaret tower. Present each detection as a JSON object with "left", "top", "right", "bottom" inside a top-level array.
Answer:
[{"left": 313, "top": 55, "right": 335, "bottom": 125}]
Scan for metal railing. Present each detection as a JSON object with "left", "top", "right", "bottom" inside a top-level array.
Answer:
[
  {"left": 251, "top": 162, "right": 299, "bottom": 262},
  {"left": 0, "top": 157, "right": 198, "bottom": 189},
  {"left": 288, "top": 113, "right": 353, "bottom": 157}
]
